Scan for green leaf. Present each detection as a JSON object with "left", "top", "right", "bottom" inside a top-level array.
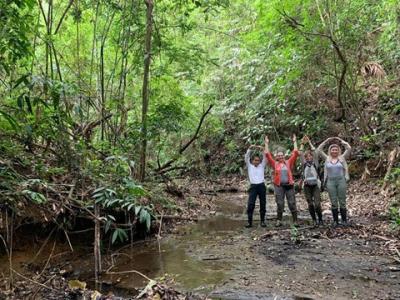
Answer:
[
  {"left": 17, "top": 94, "right": 24, "bottom": 110},
  {"left": 111, "top": 228, "right": 128, "bottom": 244},
  {"left": 13, "top": 74, "right": 30, "bottom": 89},
  {"left": 95, "top": 196, "right": 105, "bottom": 204},
  {"left": 119, "top": 228, "right": 128, "bottom": 240},
  {"left": 92, "top": 187, "right": 106, "bottom": 195},
  {"left": 106, "top": 188, "right": 116, "bottom": 196},
  {"left": 25, "top": 95, "right": 33, "bottom": 114},
  {"left": 146, "top": 214, "right": 151, "bottom": 231},
  {"left": 139, "top": 209, "right": 148, "bottom": 224},
  {"left": 135, "top": 206, "right": 141, "bottom": 215},
  {"left": 21, "top": 190, "right": 47, "bottom": 204},
  {"left": 139, "top": 209, "right": 152, "bottom": 231},
  {"left": 111, "top": 230, "right": 119, "bottom": 244},
  {"left": 105, "top": 220, "right": 111, "bottom": 233},
  {"left": 0, "top": 110, "right": 19, "bottom": 130}
]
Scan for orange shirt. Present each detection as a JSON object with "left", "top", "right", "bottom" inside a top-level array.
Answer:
[{"left": 265, "top": 150, "right": 299, "bottom": 186}]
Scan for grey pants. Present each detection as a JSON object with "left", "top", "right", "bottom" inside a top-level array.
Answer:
[
  {"left": 326, "top": 177, "right": 347, "bottom": 210},
  {"left": 274, "top": 185, "right": 297, "bottom": 214}
]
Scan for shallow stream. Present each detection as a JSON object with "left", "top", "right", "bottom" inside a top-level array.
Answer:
[
  {"left": 89, "top": 197, "right": 248, "bottom": 296},
  {"left": 0, "top": 194, "right": 259, "bottom": 298}
]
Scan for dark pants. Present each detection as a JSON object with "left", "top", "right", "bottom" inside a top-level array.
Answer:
[
  {"left": 247, "top": 183, "right": 266, "bottom": 224},
  {"left": 304, "top": 184, "right": 322, "bottom": 222}
]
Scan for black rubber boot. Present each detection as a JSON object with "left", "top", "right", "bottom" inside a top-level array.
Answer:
[
  {"left": 260, "top": 212, "right": 266, "bottom": 227},
  {"left": 308, "top": 204, "right": 317, "bottom": 224},
  {"left": 316, "top": 207, "right": 323, "bottom": 225},
  {"left": 332, "top": 208, "right": 339, "bottom": 227},
  {"left": 245, "top": 222, "right": 252, "bottom": 228},
  {"left": 340, "top": 208, "right": 348, "bottom": 226},
  {"left": 245, "top": 215, "right": 253, "bottom": 228}
]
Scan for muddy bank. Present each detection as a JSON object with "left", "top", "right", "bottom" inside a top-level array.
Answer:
[
  {"left": 252, "top": 229, "right": 399, "bottom": 299},
  {"left": 1, "top": 182, "right": 399, "bottom": 299}
]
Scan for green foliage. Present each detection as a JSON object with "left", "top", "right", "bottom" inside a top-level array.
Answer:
[
  {"left": 91, "top": 178, "right": 153, "bottom": 243},
  {"left": 389, "top": 206, "right": 400, "bottom": 231},
  {"left": 20, "top": 179, "right": 48, "bottom": 204},
  {"left": 21, "top": 190, "right": 47, "bottom": 204},
  {"left": 388, "top": 167, "right": 400, "bottom": 187},
  {"left": 0, "top": 110, "right": 19, "bottom": 130},
  {"left": 290, "top": 225, "right": 300, "bottom": 244},
  {"left": 111, "top": 228, "right": 129, "bottom": 244},
  {"left": 0, "top": 0, "right": 35, "bottom": 71}
]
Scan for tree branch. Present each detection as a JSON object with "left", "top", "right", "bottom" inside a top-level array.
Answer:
[
  {"left": 54, "top": 0, "right": 75, "bottom": 35},
  {"left": 155, "top": 104, "right": 213, "bottom": 173}
]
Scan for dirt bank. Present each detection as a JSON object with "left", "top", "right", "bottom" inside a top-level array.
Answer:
[{"left": 0, "top": 179, "right": 399, "bottom": 299}]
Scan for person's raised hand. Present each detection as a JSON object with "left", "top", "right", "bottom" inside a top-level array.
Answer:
[
  {"left": 264, "top": 136, "right": 269, "bottom": 144},
  {"left": 292, "top": 134, "right": 297, "bottom": 142},
  {"left": 301, "top": 135, "right": 309, "bottom": 144}
]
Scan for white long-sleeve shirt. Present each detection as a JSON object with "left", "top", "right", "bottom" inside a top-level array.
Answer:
[{"left": 245, "top": 149, "right": 266, "bottom": 184}]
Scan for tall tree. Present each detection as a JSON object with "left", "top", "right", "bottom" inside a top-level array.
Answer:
[{"left": 139, "top": 0, "right": 154, "bottom": 181}]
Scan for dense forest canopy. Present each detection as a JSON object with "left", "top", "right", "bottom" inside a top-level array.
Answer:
[{"left": 0, "top": 0, "right": 399, "bottom": 241}]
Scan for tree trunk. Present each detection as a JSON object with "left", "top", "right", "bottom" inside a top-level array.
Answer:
[
  {"left": 139, "top": 0, "right": 154, "bottom": 181},
  {"left": 94, "top": 203, "right": 102, "bottom": 283}
]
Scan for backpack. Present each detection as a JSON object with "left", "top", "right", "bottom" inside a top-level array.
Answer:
[{"left": 303, "top": 161, "right": 322, "bottom": 186}]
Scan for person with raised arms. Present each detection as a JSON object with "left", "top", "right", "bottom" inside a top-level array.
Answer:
[
  {"left": 264, "top": 135, "right": 299, "bottom": 227},
  {"left": 300, "top": 136, "right": 323, "bottom": 226},
  {"left": 316, "top": 137, "right": 352, "bottom": 226},
  {"left": 244, "top": 144, "right": 267, "bottom": 228}
]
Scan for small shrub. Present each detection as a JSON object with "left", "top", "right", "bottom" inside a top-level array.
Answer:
[{"left": 389, "top": 206, "right": 400, "bottom": 231}]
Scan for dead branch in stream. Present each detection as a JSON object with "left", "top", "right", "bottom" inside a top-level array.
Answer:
[
  {"left": 12, "top": 269, "right": 57, "bottom": 292},
  {"left": 105, "top": 269, "right": 153, "bottom": 281}
]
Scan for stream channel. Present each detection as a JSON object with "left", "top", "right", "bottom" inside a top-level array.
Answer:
[
  {"left": 2, "top": 192, "right": 288, "bottom": 299},
  {"left": 3, "top": 190, "right": 399, "bottom": 300},
  {"left": 91, "top": 193, "right": 255, "bottom": 298},
  {"left": 80, "top": 192, "right": 301, "bottom": 299}
]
